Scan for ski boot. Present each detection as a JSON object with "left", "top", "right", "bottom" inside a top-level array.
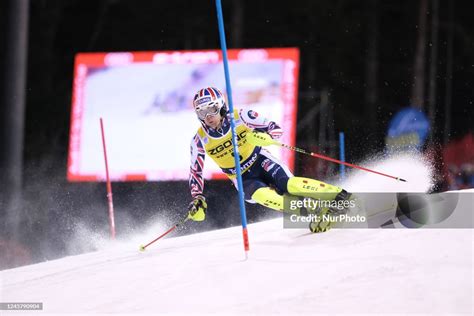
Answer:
[
  {"left": 309, "top": 207, "right": 334, "bottom": 233},
  {"left": 328, "top": 189, "right": 353, "bottom": 215},
  {"left": 309, "top": 189, "right": 353, "bottom": 233}
]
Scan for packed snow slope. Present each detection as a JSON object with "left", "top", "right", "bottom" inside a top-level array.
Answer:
[
  {"left": 1, "top": 219, "right": 472, "bottom": 315},
  {"left": 1, "top": 153, "right": 472, "bottom": 315}
]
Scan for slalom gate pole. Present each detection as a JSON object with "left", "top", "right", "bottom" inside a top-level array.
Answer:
[
  {"left": 139, "top": 216, "right": 190, "bottom": 252},
  {"left": 247, "top": 132, "right": 407, "bottom": 182},
  {"left": 100, "top": 118, "right": 116, "bottom": 239},
  {"left": 215, "top": 0, "right": 250, "bottom": 255},
  {"left": 339, "top": 132, "right": 346, "bottom": 181},
  {"left": 279, "top": 142, "right": 407, "bottom": 182}
]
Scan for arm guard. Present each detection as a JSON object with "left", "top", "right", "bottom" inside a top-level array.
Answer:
[{"left": 189, "top": 134, "right": 206, "bottom": 198}]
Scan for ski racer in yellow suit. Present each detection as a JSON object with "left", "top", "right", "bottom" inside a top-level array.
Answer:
[{"left": 187, "top": 87, "right": 351, "bottom": 233}]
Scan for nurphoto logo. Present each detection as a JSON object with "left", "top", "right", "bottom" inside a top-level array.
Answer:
[{"left": 288, "top": 213, "right": 367, "bottom": 224}]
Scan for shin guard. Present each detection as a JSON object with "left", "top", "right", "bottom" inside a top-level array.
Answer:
[{"left": 287, "top": 177, "right": 343, "bottom": 201}]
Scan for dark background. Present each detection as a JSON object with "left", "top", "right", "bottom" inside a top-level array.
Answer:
[{"left": 0, "top": 0, "right": 473, "bottom": 269}]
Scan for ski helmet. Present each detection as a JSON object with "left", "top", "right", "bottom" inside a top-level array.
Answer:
[{"left": 192, "top": 87, "right": 227, "bottom": 121}]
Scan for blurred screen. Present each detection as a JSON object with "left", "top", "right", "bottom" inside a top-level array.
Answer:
[{"left": 67, "top": 48, "right": 300, "bottom": 182}]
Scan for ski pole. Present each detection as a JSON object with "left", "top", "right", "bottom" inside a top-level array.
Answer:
[
  {"left": 139, "top": 215, "right": 191, "bottom": 252},
  {"left": 247, "top": 132, "right": 407, "bottom": 182}
]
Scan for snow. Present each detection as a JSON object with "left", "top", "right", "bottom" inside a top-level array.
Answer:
[
  {"left": 1, "top": 152, "right": 472, "bottom": 315},
  {"left": 1, "top": 219, "right": 472, "bottom": 315},
  {"left": 339, "top": 152, "right": 435, "bottom": 193}
]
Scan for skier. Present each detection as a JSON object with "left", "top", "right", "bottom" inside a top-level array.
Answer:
[{"left": 187, "top": 87, "right": 351, "bottom": 232}]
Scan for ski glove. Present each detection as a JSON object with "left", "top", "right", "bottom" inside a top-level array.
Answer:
[
  {"left": 188, "top": 195, "right": 207, "bottom": 221},
  {"left": 267, "top": 122, "right": 283, "bottom": 140}
]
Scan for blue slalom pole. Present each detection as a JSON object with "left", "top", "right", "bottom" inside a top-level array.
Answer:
[
  {"left": 215, "top": 0, "right": 249, "bottom": 254},
  {"left": 339, "top": 132, "right": 346, "bottom": 181}
]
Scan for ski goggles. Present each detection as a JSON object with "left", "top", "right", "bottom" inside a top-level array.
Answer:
[{"left": 196, "top": 102, "right": 220, "bottom": 120}]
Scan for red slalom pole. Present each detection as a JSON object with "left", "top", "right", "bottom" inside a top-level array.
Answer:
[
  {"left": 139, "top": 216, "right": 190, "bottom": 251},
  {"left": 280, "top": 143, "right": 407, "bottom": 182},
  {"left": 248, "top": 132, "right": 408, "bottom": 183},
  {"left": 100, "top": 118, "right": 116, "bottom": 239}
]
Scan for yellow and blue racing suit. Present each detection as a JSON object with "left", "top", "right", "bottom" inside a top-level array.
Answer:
[{"left": 189, "top": 109, "right": 344, "bottom": 212}]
